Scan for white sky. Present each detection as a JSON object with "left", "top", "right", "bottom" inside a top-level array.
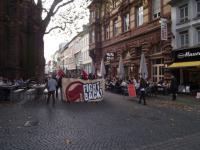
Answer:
[{"left": 33, "top": 0, "right": 90, "bottom": 63}]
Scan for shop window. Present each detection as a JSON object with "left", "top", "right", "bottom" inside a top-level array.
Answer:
[
  {"left": 136, "top": 6, "right": 143, "bottom": 27},
  {"left": 179, "top": 30, "right": 189, "bottom": 47},
  {"left": 152, "top": 0, "right": 161, "bottom": 20},
  {"left": 179, "top": 4, "right": 188, "bottom": 23},
  {"left": 152, "top": 59, "right": 164, "bottom": 83},
  {"left": 122, "top": 13, "right": 130, "bottom": 32},
  {"left": 113, "top": 18, "right": 118, "bottom": 36}
]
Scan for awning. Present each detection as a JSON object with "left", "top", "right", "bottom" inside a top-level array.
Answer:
[{"left": 168, "top": 61, "right": 200, "bottom": 68}]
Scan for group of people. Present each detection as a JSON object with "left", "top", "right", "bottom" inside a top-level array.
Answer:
[{"left": 105, "top": 75, "right": 178, "bottom": 105}]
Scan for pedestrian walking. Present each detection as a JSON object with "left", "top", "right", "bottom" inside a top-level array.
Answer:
[
  {"left": 170, "top": 75, "right": 178, "bottom": 100},
  {"left": 47, "top": 75, "right": 57, "bottom": 105},
  {"left": 138, "top": 78, "right": 147, "bottom": 105}
]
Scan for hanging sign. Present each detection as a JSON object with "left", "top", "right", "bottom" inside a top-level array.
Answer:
[{"left": 160, "top": 18, "right": 168, "bottom": 41}]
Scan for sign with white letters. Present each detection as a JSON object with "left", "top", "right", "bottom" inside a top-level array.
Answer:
[
  {"left": 160, "top": 18, "right": 168, "bottom": 41},
  {"left": 62, "top": 78, "right": 105, "bottom": 102}
]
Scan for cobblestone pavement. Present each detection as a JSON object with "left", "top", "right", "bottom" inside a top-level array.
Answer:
[{"left": 0, "top": 92, "right": 200, "bottom": 150}]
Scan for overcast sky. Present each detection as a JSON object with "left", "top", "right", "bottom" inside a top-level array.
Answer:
[{"left": 34, "top": 0, "right": 89, "bottom": 62}]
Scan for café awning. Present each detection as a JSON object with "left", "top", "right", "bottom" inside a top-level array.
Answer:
[{"left": 168, "top": 61, "right": 200, "bottom": 68}]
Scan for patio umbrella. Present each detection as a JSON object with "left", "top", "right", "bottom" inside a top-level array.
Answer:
[
  {"left": 118, "top": 56, "right": 125, "bottom": 80},
  {"left": 139, "top": 53, "right": 148, "bottom": 79},
  {"left": 100, "top": 59, "right": 106, "bottom": 78}
]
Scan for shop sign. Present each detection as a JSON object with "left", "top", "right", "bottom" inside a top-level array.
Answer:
[
  {"left": 160, "top": 18, "right": 168, "bottom": 41},
  {"left": 173, "top": 47, "right": 200, "bottom": 62}
]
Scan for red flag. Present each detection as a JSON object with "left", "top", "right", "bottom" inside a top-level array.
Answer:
[
  {"left": 57, "top": 69, "right": 65, "bottom": 78},
  {"left": 81, "top": 69, "right": 88, "bottom": 80}
]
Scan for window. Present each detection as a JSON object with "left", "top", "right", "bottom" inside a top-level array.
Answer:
[
  {"left": 179, "top": 31, "right": 189, "bottom": 47},
  {"left": 152, "top": 59, "right": 164, "bottom": 83},
  {"left": 91, "top": 30, "right": 95, "bottom": 43},
  {"left": 197, "top": 28, "right": 200, "bottom": 44},
  {"left": 179, "top": 4, "right": 188, "bottom": 23},
  {"left": 122, "top": 13, "right": 130, "bottom": 32},
  {"left": 105, "top": 24, "right": 110, "bottom": 39},
  {"left": 136, "top": 6, "right": 143, "bottom": 27},
  {"left": 197, "top": 0, "right": 200, "bottom": 16},
  {"left": 152, "top": 0, "right": 160, "bottom": 19},
  {"left": 113, "top": 18, "right": 118, "bottom": 36},
  {"left": 91, "top": 11, "right": 95, "bottom": 20}
]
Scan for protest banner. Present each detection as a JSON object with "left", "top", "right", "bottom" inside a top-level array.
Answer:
[{"left": 62, "top": 78, "right": 105, "bottom": 102}]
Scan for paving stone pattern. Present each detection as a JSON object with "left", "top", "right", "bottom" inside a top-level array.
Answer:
[{"left": 0, "top": 92, "right": 200, "bottom": 150}]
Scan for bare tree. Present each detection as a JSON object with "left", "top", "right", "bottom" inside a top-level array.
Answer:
[{"left": 31, "top": 0, "right": 90, "bottom": 80}]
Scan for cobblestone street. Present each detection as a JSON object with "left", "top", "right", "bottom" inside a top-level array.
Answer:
[{"left": 1, "top": 92, "right": 200, "bottom": 150}]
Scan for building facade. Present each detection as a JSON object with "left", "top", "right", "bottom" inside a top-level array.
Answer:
[
  {"left": 0, "top": 0, "right": 45, "bottom": 80},
  {"left": 80, "top": 30, "right": 92, "bottom": 74},
  {"left": 89, "top": 0, "right": 172, "bottom": 82},
  {"left": 170, "top": 0, "right": 200, "bottom": 91}
]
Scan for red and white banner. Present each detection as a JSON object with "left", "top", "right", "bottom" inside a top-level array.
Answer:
[{"left": 62, "top": 78, "right": 105, "bottom": 102}]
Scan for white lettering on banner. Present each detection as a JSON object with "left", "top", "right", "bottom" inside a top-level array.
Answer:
[
  {"left": 83, "top": 82, "right": 103, "bottom": 101},
  {"left": 160, "top": 18, "right": 168, "bottom": 41},
  {"left": 177, "top": 51, "right": 200, "bottom": 59}
]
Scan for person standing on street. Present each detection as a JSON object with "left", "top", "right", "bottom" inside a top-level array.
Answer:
[
  {"left": 47, "top": 75, "right": 57, "bottom": 105},
  {"left": 138, "top": 78, "right": 147, "bottom": 105},
  {"left": 170, "top": 75, "right": 178, "bottom": 101}
]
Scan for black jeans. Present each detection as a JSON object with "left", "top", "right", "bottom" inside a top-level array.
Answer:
[
  {"left": 139, "top": 91, "right": 146, "bottom": 105},
  {"left": 47, "top": 91, "right": 55, "bottom": 104},
  {"left": 172, "top": 91, "right": 176, "bottom": 100}
]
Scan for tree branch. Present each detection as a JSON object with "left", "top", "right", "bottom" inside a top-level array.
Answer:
[
  {"left": 42, "top": 0, "right": 74, "bottom": 30},
  {"left": 45, "top": 22, "right": 66, "bottom": 34},
  {"left": 42, "top": 8, "right": 49, "bottom": 13},
  {"left": 53, "top": 0, "right": 74, "bottom": 16}
]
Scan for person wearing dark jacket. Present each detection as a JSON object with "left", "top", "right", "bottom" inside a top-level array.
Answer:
[
  {"left": 170, "top": 75, "right": 178, "bottom": 100},
  {"left": 139, "top": 78, "right": 147, "bottom": 105}
]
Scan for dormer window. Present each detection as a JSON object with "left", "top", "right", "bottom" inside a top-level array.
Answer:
[{"left": 179, "top": 4, "right": 188, "bottom": 23}]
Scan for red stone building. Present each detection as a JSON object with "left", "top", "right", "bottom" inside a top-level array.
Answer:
[
  {"left": 89, "top": 0, "right": 172, "bottom": 82},
  {"left": 0, "top": 0, "right": 45, "bottom": 81}
]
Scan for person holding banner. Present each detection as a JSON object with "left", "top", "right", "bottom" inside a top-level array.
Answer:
[{"left": 138, "top": 78, "right": 147, "bottom": 105}]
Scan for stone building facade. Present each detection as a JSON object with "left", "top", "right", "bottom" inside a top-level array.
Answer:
[
  {"left": 169, "top": 0, "right": 200, "bottom": 92},
  {"left": 89, "top": 0, "right": 172, "bottom": 82},
  {"left": 0, "top": 0, "right": 45, "bottom": 81}
]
